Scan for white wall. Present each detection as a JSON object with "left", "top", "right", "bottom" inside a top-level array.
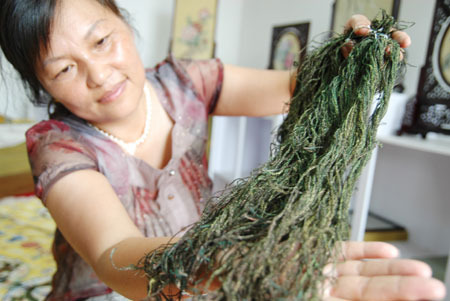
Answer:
[
  {"left": 0, "top": 54, "right": 47, "bottom": 120},
  {"left": 117, "top": 1, "right": 174, "bottom": 67},
  {"left": 209, "top": 0, "right": 335, "bottom": 184},
  {"left": 397, "top": 0, "right": 436, "bottom": 96},
  {"left": 118, "top": 0, "right": 245, "bottom": 67},
  {"left": 237, "top": 0, "right": 334, "bottom": 68}
]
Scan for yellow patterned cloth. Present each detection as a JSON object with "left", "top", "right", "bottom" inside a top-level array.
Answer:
[{"left": 0, "top": 196, "right": 56, "bottom": 300}]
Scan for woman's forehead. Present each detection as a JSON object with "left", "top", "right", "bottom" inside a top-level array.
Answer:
[
  {"left": 39, "top": 0, "right": 113, "bottom": 64},
  {"left": 53, "top": 0, "right": 109, "bottom": 33},
  {"left": 48, "top": 0, "right": 115, "bottom": 48}
]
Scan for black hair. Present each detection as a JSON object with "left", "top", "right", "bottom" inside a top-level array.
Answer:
[{"left": 0, "top": 0, "right": 128, "bottom": 118}]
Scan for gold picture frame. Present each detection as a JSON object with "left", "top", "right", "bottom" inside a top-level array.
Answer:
[
  {"left": 169, "top": 0, "right": 218, "bottom": 60},
  {"left": 268, "top": 22, "right": 310, "bottom": 71}
]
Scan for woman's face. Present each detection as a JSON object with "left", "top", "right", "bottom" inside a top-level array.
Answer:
[{"left": 36, "top": 0, "right": 146, "bottom": 125}]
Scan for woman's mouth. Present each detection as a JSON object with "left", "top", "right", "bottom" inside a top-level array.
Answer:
[{"left": 98, "top": 80, "right": 126, "bottom": 104}]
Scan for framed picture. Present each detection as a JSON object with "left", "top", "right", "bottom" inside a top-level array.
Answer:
[
  {"left": 331, "top": 0, "right": 401, "bottom": 35},
  {"left": 169, "top": 0, "right": 218, "bottom": 60},
  {"left": 268, "top": 22, "right": 310, "bottom": 70},
  {"left": 399, "top": 0, "right": 450, "bottom": 136}
]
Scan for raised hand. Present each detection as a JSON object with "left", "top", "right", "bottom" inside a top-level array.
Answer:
[{"left": 341, "top": 14, "right": 411, "bottom": 59}]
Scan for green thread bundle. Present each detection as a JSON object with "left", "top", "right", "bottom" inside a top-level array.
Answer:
[{"left": 140, "top": 13, "right": 403, "bottom": 300}]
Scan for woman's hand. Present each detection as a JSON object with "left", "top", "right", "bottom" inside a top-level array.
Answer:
[
  {"left": 341, "top": 14, "right": 411, "bottom": 59},
  {"left": 324, "top": 241, "right": 446, "bottom": 301}
]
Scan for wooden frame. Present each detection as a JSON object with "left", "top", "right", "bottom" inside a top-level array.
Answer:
[
  {"left": 169, "top": 0, "right": 218, "bottom": 60},
  {"left": 268, "top": 22, "right": 310, "bottom": 70},
  {"left": 331, "top": 0, "right": 401, "bottom": 35},
  {"left": 399, "top": 0, "right": 450, "bottom": 136}
]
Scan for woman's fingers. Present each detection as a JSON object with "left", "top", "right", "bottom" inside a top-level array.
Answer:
[
  {"left": 341, "top": 40, "right": 354, "bottom": 59},
  {"left": 391, "top": 30, "right": 412, "bottom": 48},
  {"left": 335, "top": 259, "right": 432, "bottom": 278},
  {"left": 341, "top": 14, "right": 411, "bottom": 60},
  {"left": 330, "top": 275, "right": 446, "bottom": 301},
  {"left": 344, "top": 14, "right": 371, "bottom": 35},
  {"left": 324, "top": 243, "right": 446, "bottom": 300},
  {"left": 344, "top": 14, "right": 412, "bottom": 48},
  {"left": 339, "top": 241, "right": 399, "bottom": 261}
]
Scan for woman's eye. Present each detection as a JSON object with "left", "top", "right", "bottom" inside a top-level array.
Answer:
[
  {"left": 57, "top": 66, "right": 71, "bottom": 77},
  {"left": 96, "top": 35, "right": 110, "bottom": 47},
  {"left": 62, "top": 66, "right": 70, "bottom": 73}
]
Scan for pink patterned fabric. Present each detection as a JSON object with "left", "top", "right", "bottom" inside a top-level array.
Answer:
[{"left": 26, "top": 56, "right": 223, "bottom": 300}]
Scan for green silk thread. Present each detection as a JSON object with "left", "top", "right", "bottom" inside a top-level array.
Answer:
[{"left": 139, "top": 13, "right": 404, "bottom": 300}]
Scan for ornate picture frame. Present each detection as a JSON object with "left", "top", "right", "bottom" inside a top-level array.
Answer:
[
  {"left": 268, "top": 22, "right": 310, "bottom": 70},
  {"left": 399, "top": 0, "right": 450, "bottom": 136},
  {"left": 169, "top": 0, "right": 218, "bottom": 60},
  {"left": 331, "top": 0, "right": 401, "bottom": 35}
]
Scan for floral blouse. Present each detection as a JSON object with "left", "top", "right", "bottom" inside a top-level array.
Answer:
[{"left": 26, "top": 56, "right": 224, "bottom": 300}]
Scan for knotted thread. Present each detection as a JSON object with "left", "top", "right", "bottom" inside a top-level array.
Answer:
[{"left": 139, "top": 12, "right": 403, "bottom": 300}]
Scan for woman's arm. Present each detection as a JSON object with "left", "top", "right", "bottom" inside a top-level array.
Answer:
[
  {"left": 212, "top": 64, "right": 291, "bottom": 117},
  {"left": 46, "top": 169, "right": 175, "bottom": 300}
]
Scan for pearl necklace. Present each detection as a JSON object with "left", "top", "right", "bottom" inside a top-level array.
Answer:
[{"left": 90, "top": 83, "right": 152, "bottom": 155}]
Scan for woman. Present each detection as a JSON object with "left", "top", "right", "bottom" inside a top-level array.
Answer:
[{"left": 0, "top": 0, "right": 445, "bottom": 300}]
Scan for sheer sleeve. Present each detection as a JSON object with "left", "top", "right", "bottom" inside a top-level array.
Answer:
[
  {"left": 26, "top": 120, "right": 97, "bottom": 203},
  {"left": 175, "top": 57, "right": 224, "bottom": 114}
]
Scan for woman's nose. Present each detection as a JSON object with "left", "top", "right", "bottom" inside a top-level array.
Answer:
[{"left": 86, "top": 61, "right": 112, "bottom": 88}]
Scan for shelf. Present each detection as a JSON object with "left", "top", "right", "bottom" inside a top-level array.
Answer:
[
  {"left": 373, "top": 92, "right": 450, "bottom": 157},
  {"left": 377, "top": 133, "right": 450, "bottom": 157},
  {"left": 350, "top": 211, "right": 408, "bottom": 242}
]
